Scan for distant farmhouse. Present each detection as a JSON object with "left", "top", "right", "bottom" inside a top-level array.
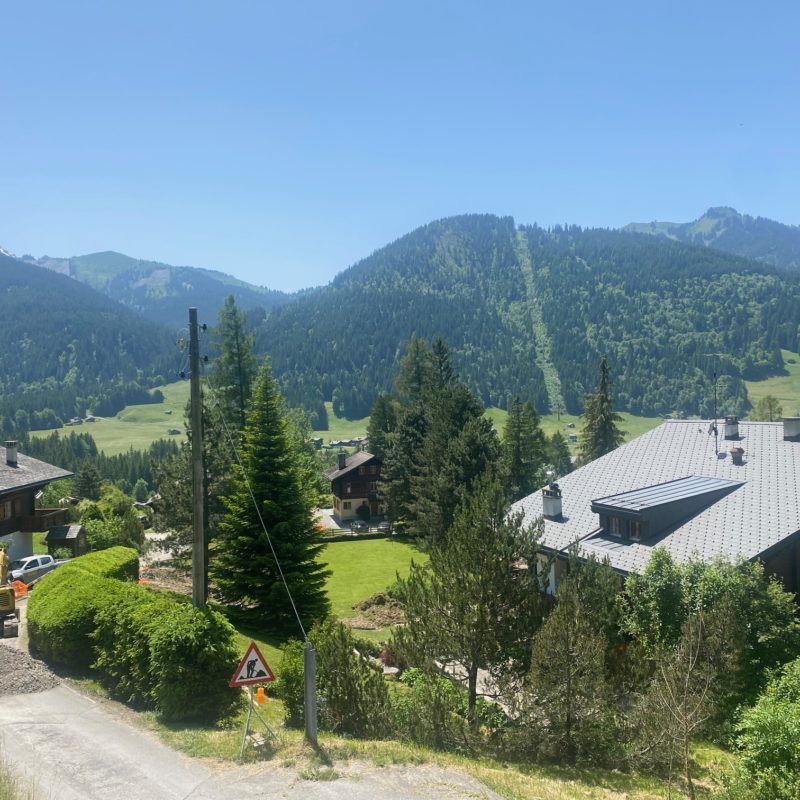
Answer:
[
  {"left": 0, "top": 441, "right": 73, "bottom": 560},
  {"left": 324, "top": 451, "right": 382, "bottom": 524},
  {"left": 512, "top": 418, "right": 800, "bottom": 595}
]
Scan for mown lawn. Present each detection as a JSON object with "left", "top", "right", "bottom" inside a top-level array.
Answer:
[
  {"left": 320, "top": 538, "right": 425, "bottom": 621},
  {"left": 220, "top": 538, "right": 425, "bottom": 676}
]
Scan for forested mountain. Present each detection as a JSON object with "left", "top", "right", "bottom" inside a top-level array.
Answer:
[
  {"left": 258, "top": 215, "right": 800, "bottom": 421},
  {"left": 624, "top": 207, "right": 800, "bottom": 271},
  {"left": 17, "top": 249, "right": 292, "bottom": 327},
  {"left": 0, "top": 252, "right": 176, "bottom": 432},
  {"left": 258, "top": 215, "right": 550, "bottom": 422}
]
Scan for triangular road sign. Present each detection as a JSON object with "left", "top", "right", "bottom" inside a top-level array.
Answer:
[{"left": 230, "top": 641, "right": 276, "bottom": 687}]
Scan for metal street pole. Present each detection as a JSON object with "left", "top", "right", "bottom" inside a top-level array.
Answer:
[{"left": 189, "top": 307, "right": 206, "bottom": 609}]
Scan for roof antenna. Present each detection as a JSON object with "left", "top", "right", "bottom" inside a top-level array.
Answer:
[{"left": 707, "top": 353, "right": 725, "bottom": 456}]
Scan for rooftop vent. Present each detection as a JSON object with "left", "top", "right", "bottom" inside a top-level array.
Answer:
[
  {"left": 724, "top": 416, "right": 740, "bottom": 440},
  {"left": 783, "top": 418, "right": 800, "bottom": 442},
  {"left": 730, "top": 446, "right": 745, "bottom": 466},
  {"left": 337, "top": 451, "right": 346, "bottom": 470},
  {"left": 5, "top": 441, "right": 17, "bottom": 466},
  {"left": 542, "top": 473, "right": 562, "bottom": 521}
]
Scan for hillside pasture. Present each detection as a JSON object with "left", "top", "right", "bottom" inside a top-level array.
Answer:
[
  {"left": 745, "top": 349, "right": 800, "bottom": 416},
  {"left": 31, "top": 380, "right": 190, "bottom": 456}
]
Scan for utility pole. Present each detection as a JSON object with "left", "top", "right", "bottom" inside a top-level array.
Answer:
[{"left": 189, "top": 307, "right": 206, "bottom": 609}]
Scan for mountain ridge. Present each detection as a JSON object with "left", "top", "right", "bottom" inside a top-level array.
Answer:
[
  {"left": 623, "top": 207, "right": 800, "bottom": 270},
  {"left": 13, "top": 249, "right": 293, "bottom": 327}
]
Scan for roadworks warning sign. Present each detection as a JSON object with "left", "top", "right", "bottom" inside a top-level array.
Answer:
[{"left": 230, "top": 641, "right": 276, "bottom": 687}]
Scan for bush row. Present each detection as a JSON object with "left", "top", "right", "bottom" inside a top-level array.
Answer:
[
  {"left": 28, "top": 547, "right": 239, "bottom": 721},
  {"left": 28, "top": 547, "right": 139, "bottom": 669}
]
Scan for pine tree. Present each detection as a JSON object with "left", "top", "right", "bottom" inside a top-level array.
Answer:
[
  {"left": 210, "top": 295, "right": 257, "bottom": 432},
  {"left": 366, "top": 394, "right": 398, "bottom": 460},
  {"left": 522, "top": 576, "right": 617, "bottom": 764},
  {"left": 210, "top": 363, "right": 330, "bottom": 633},
  {"left": 545, "top": 431, "right": 573, "bottom": 477},
  {"left": 408, "top": 384, "right": 499, "bottom": 542},
  {"left": 579, "top": 357, "right": 625, "bottom": 464},
  {"left": 501, "top": 398, "right": 547, "bottom": 501},
  {"left": 395, "top": 477, "right": 545, "bottom": 725},
  {"left": 396, "top": 334, "right": 432, "bottom": 403},
  {"left": 74, "top": 463, "right": 103, "bottom": 500}
]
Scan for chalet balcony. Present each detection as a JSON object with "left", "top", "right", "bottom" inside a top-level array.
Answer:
[{"left": 20, "top": 508, "right": 70, "bottom": 532}]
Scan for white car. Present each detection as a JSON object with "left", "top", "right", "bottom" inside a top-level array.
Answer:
[{"left": 9, "top": 554, "right": 61, "bottom": 585}]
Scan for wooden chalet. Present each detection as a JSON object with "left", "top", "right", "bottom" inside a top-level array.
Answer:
[
  {"left": 0, "top": 441, "right": 73, "bottom": 560},
  {"left": 324, "top": 451, "right": 382, "bottom": 524}
]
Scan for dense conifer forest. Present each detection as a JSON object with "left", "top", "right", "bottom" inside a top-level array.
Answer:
[
  {"left": 5, "top": 212, "right": 800, "bottom": 432},
  {"left": 0, "top": 252, "right": 176, "bottom": 434},
  {"left": 257, "top": 215, "right": 800, "bottom": 420}
]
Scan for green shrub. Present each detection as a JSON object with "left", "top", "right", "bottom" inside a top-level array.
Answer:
[
  {"left": 29, "top": 546, "right": 238, "bottom": 722},
  {"left": 720, "top": 658, "right": 800, "bottom": 800},
  {"left": 91, "top": 587, "right": 239, "bottom": 721},
  {"left": 276, "top": 639, "right": 306, "bottom": 728},
  {"left": 392, "top": 668, "right": 469, "bottom": 752},
  {"left": 27, "top": 547, "right": 139, "bottom": 669},
  {"left": 277, "top": 620, "right": 393, "bottom": 737},
  {"left": 28, "top": 571, "right": 127, "bottom": 669},
  {"left": 148, "top": 599, "right": 240, "bottom": 721}
]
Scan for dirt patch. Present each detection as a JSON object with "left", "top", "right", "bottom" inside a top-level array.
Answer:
[
  {"left": 138, "top": 564, "right": 193, "bottom": 595},
  {"left": 342, "top": 592, "right": 405, "bottom": 630}
]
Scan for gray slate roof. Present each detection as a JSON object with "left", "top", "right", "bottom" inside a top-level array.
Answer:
[
  {"left": 511, "top": 420, "right": 800, "bottom": 575},
  {"left": 45, "top": 524, "right": 84, "bottom": 542},
  {"left": 323, "top": 451, "right": 376, "bottom": 481},
  {"left": 0, "top": 446, "right": 73, "bottom": 495}
]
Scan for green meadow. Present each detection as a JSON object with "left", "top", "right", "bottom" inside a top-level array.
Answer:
[
  {"left": 745, "top": 349, "right": 800, "bottom": 416},
  {"left": 34, "top": 349, "right": 800, "bottom": 462}
]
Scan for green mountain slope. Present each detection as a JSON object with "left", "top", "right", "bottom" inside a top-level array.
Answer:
[
  {"left": 0, "top": 251, "right": 177, "bottom": 429},
  {"left": 258, "top": 216, "right": 800, "bottom": 421},
  {"left": 258, "top": 215, "right": 549, "bottom": 422},
  {"left": 20, "top": 250, "right": 292, "bottom": 327},
  {"left": 624, "top": 207, "right": 800, "bottom": 270}
]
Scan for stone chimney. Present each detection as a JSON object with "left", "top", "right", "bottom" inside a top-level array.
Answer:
[
  {"left": 783, "top": 418, "right": 800, "bottom": 441},
  {"left": 337, "top": 451, "right": 347, "bottom": 470},
  {"left": 5, "top": 441, "right": 17, "bottom": 466},
  {"left": 724, "top": 416, "right": 740, "bottom": 440},
  {"left": 542, "top": 471, "right": 562, "bottom": 520}
]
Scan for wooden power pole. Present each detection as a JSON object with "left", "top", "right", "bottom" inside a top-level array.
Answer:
[{"left": 189, "top": 307, "right": 206, "bottom": 609}]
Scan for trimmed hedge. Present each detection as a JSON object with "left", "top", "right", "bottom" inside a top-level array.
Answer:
[
  {"left": 28, "top": 547, "right": 140, "bottom": 670},
  {"left": 28, "top": 547, "right": 239, "bottom": 721}
]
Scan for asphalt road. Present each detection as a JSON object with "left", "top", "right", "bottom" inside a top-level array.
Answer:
[{"left": 0, "top": 684, "right": 500, "bottom": 800}]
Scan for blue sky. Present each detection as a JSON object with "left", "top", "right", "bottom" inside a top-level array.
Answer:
[{"left": 2, "top": 1, "right": 798, "bottom": 291}]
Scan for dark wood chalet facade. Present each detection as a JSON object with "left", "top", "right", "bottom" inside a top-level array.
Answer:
[
  {"left": 324, "top": 451, "right": 382, "bottom": 524},
  {"left": 0, "top": 441, "right": 73, "bottom": 560}
]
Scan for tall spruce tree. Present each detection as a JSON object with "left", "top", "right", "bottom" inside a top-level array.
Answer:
[
  {"left": 210, "top": 295, "right": 257, "bottom": 432},
  {"left": 366, "top": 394, "right": 398, "bottom": 460},
  {"left": 579, "top": 356, "right": 625, "bottom": 464},
  {"left": 210, "top": 362, "right": 330, "bottom": 633},
  {"left": 501, "top": 397, "right": 547, "bottom": 501}
]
